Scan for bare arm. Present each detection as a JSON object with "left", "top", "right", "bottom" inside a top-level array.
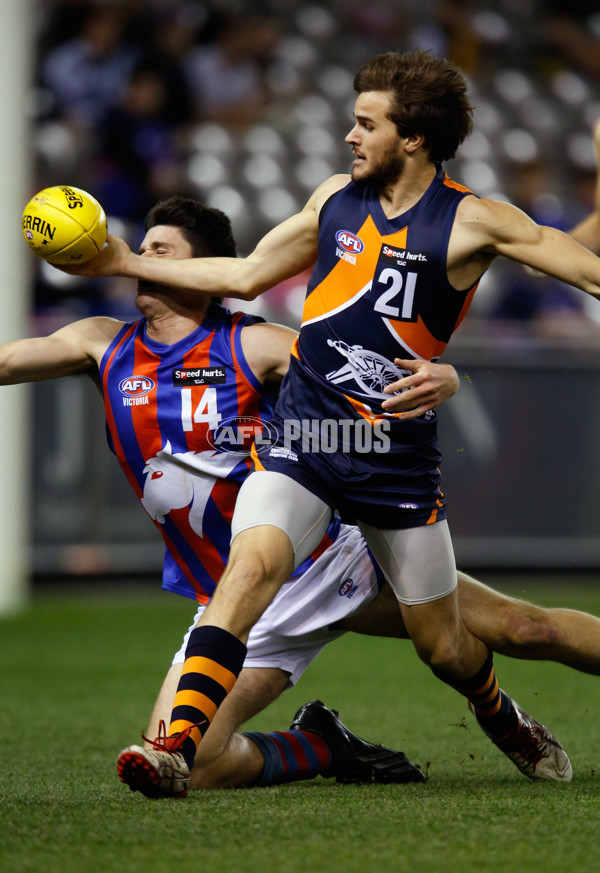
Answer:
[
  {"left": 450, "top": 195, "right": 600, "bottom": 300},
  {"left": 58, "top": 176, "right": 351, "bottom": 300},
  {"left": 569, "top": 213, "right": 600, "bottom": 255},
  {"left": 0, "top": 317, "right": 122, "bottom": 385},
  {"left": 569, "top": 120, "right": 600, "bottom": 254},
  {"left": 240, "top": 322, "right": 298, "bottom": 386}
]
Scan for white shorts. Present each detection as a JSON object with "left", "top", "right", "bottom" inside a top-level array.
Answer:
[{"left": 171, "top": 524, "right": 382, "bottom": 685}]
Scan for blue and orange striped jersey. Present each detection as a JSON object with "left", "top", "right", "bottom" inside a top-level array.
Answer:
[
  {"left": 278, "top": 168, "right": 479, "bottom": 440},
  {"left": 99, "top": 303, "right": 277, "bottom": 602}
]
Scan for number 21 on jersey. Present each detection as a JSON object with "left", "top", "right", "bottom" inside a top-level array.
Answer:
[{"left": 373, "top": 268, "right": 417, "bottom": 320}]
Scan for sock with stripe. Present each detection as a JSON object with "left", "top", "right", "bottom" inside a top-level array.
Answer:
[
  {"left": 241, "top": 729, "right": 332, "bottom": 785},
  {"left": 446, "top": 651, "right": 518, "bottom": 740},
  {"left": 169, "top": 625, "right": 247, "bottom": 770}
]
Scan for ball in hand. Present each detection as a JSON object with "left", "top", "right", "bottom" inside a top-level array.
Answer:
[{"left": 22, "top": 185, "right": 107, "bottom": 265}]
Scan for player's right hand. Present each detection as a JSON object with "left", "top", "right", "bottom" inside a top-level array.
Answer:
[
  {"left": 55, "top": 233, "right": 132, "bottom": 278},
  {"left": 381, "top": 358, "right": 460, "bottom": 418}
]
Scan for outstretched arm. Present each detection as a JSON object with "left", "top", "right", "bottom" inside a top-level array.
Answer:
[
  {"left": 0, "top": 317, "right": 122, "bottom": 384},
  {"left": 57, "top": 175, "right": 350, "bottom": 300},
  {"left": 569, "top": 119, "right": 600, "bottom": 254},
  {"left": 451, "top": 194, "right": 600, "bottom": 300}
]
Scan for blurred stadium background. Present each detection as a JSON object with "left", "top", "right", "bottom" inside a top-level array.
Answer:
[{"left": 4, "top": 0, "right": 600, "bottom": 609}]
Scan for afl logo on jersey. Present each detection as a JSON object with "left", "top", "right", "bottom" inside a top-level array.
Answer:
[
  {"left": 335, "top": 230, "right": 364, "bottom": 254},
  {"left": 118, "top": 376, "right": 155, "bottom": 397}
]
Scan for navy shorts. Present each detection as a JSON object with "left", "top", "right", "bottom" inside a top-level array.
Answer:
[{"left": 252, "top": 411, "right": 446, "bottom": 530}]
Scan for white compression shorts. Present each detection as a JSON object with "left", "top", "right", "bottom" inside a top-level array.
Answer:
[
  {"left": 230, "top": 469, "right": 457, "bottom": 605},
  {"left": 171, "top": 524, "right": 382, "bottom": 685},
  {"left": 230, "top": 470, "right": 332, "bottom": 566},
  {"left": 359, "top": 519, "right": 458, "bottom": 606}
]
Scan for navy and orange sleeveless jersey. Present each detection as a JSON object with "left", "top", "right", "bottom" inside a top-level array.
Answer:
[
  {"left": 99, "top": 303, "right": 276, "bottom": 603},
  {"left": 301, "top": 168, "right": 477, "bottom": 415},
  {"left": 259, "top": 169, "right": 481, "bottom": 528}
]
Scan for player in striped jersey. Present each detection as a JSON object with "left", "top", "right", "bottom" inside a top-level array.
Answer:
[{"left": 66, "top": 50, "right": 600, "bottom": 791}]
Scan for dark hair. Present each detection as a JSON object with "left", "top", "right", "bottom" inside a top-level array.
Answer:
[
  {"left": 353, "top": 49, "right": 473, "bottom": 163},
  {"left": 144, "top": 195, "right": 237, "bottom": 258}
]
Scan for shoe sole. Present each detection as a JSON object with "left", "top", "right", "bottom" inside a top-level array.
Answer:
[
  {"left": 334, "top": 756, "right": 427, "bottom": 784},
  {"left": 117, "top": 750, "right": 188, "bottom": 799}
]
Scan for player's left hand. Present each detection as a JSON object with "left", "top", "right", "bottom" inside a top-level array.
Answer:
[
  {"left": 54, "top": 233, "right": 133, "bottom": 278},
  {"left": 381, "top": 358, "right": 460, "bottom": 418}
]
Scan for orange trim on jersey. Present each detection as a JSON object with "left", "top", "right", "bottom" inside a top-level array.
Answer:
[
  {"left": 454, "top": 282, "right": 479, "bottom": 330},
  {"left": 426, "top": 489, "right": 444, "bottom": 524},
  {"left": 343, "top": 392, "right": 418, "bottom": 424},
  {"left": 230, "top": 311, "right": 264, "bottom": 400},
  {"left": 290, "top": 336, "right": 300, "bottom": 360},
  {"left": 102, "top": 324, "right": 143, "bottom": 498},
  {"left": 301, "top": 217, "right": 408, "bottom": 325},
  {"left": 250, "top": 443, "right": 266, "bottom": 471},
  {"left": 443, "top": 174, "right": 474, "bottom": 194},
  {"left": 344, "top": 393, "right": 388, "bottom": 423},
  {"left": 131, "top": 336, "right": 162, "bottom": 461},
  {"left": 384, "top": 315, "right": 447, "bottom": 360}
]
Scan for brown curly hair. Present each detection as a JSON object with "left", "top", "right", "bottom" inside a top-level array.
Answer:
[{"left": 353, "top": 49, "right": 473, "bottom": 163}]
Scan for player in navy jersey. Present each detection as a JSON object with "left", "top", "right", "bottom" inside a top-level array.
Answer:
[{"left": 62, "top": 52, "right": 600, "bottom": 792}]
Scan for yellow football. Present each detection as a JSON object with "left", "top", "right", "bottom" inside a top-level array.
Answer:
[{"left": 22, "top": 185, "right": 107, "bottom": 265}]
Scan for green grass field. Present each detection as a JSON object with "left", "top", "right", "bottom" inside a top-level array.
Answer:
[{"left": 2, "top": 577, "right": 600, "bottom": 873}]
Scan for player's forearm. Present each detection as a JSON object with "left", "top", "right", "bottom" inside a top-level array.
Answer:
[
  {"left": 569, "top": 213, "right": 600, "bottom": 255},
  {"left": 120, "top": 248, "right": 311, "bottom": 301},
  {"left": 497, "top": 223, "right": 600, "bottom": 299},
  {"left": 119, "top": 252, "right": 261, "bottom": 299}
]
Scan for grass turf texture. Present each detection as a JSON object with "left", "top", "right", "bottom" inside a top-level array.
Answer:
[{"left": 2, "top": 578, "right": 600, "bottom": 873}]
